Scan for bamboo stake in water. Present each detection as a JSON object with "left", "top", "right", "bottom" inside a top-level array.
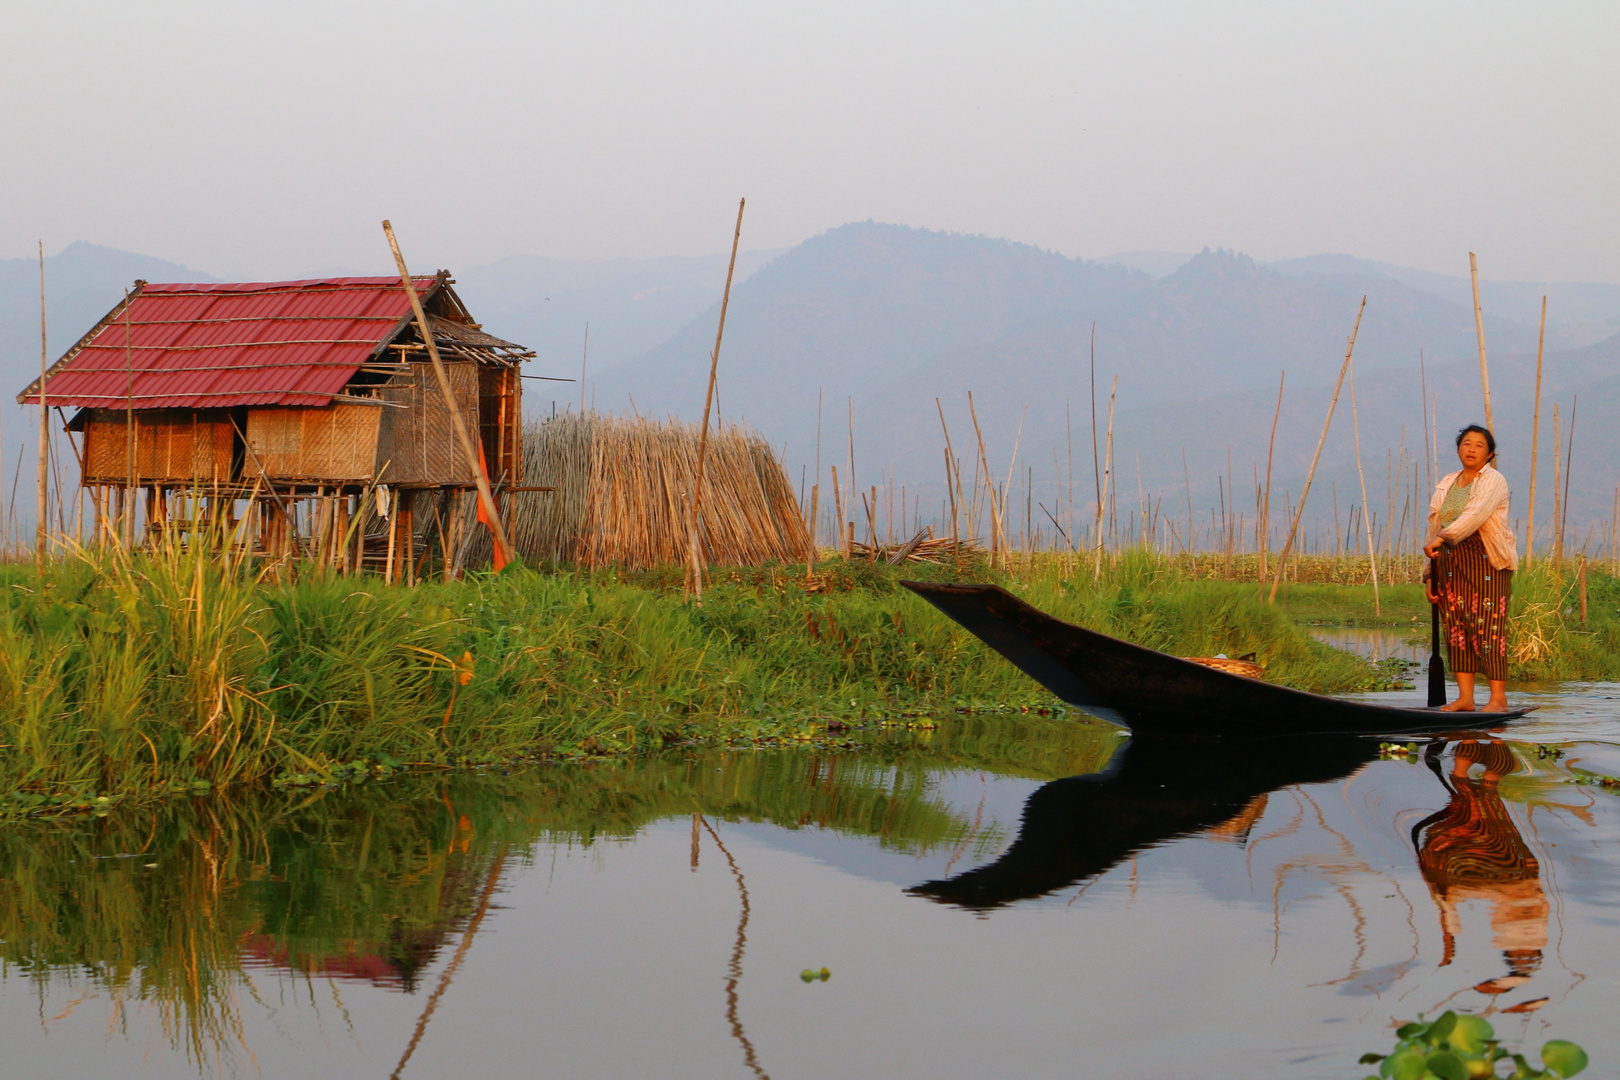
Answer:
[
  {"left": 36, "top": 242, "right": 48, "bottom": 572},
  {"left": 1260, "top": 371, "right": 1284, "bottom": 584},
  {"left": 1089, "top": 324, "right": 1101, "bottom": 541},
  {"left": 1094, "top": 376, "right": 1117, "bottom": 580},
  {"left": 1559, "top": 395, "right": 1577, "bottom": 567},
  {"left": 123, "top": 288, "right": 136, "bottom": 547},
  {"left": 1551, "top": 405, "right": 1561, "bottom": 566},
  {"left": 967, "top": 392, "right": 998, "bottom": 568},
  {"left": 687, "top": 199, "right": 746, "bottom": 599},
  {"left": 382, "top": 221, "right": 512, "bottom": 568},
  {"left": 1270, "top": 296, "right": 1365, "bottom": 604},
  {"left": 935, "top": 399, "right": 962, "bottom": 543},
  {"left": 579, "top": 322, "right": 589, "bottom": 414},
  {"left": 1349, "top": 355, "right": 1381, "bottom": 615},
  {"left": 1469, "top": 252, "right": 1494, "bottom": 431},
  {"left": 1526, "top": 296, "right": 1547, "bottom": 565},
  {"left": 1419, "top": 348, "right": 1432, "bottom": 496}
]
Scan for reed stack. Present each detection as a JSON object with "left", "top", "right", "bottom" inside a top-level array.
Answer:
[{"left": 508, "top": 411, "right": 811, "bottom": 571}]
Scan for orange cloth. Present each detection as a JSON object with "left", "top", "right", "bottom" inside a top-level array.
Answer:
[{"left": 476, "top": 442, "right": 507, "bottom": 571}]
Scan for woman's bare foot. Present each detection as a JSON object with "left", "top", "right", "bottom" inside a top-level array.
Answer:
[
  {"left": 1482, "top": 697, "right": 1511, "bottom": 713},
  {"left": 1440, "top": 697, "right": 1476, "bottom": 712}
]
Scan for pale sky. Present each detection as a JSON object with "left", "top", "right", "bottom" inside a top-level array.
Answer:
[{"left": 4, "top": 0, "right": 1616, "bottom": 282}]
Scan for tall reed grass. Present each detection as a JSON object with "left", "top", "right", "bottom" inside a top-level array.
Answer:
[{"left": 4, "top": 538, "right": 1611, "bottom": 805}]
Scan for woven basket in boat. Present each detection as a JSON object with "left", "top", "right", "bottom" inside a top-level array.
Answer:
[{"left": 1183, "top": 657, "right": 1266, "bottom": 679}]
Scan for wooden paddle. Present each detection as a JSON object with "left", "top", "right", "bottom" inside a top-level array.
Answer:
[{"left": 1427, "top": 557, "right": 1447, "bottom": 707}]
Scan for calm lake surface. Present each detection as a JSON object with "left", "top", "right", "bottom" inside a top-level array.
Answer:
[{"left": 6, "top": 689, "right": 1620, "bottom": 1079}]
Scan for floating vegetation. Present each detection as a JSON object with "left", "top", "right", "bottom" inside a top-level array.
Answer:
[{"left": 1358, "top": 1010, "right": 1587, "bottom": 1079}]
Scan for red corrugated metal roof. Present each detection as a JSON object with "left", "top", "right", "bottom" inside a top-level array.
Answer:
[{"left": 28, "top": 276, "right": 438, "bottom": 410}]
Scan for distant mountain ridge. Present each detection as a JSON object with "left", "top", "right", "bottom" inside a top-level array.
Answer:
[
  {"left": 4, "top": 231, "right": 1616, "bottom": 543},
  {"left": 589, "top": 222, "right": 1618, "bottom": 540}
]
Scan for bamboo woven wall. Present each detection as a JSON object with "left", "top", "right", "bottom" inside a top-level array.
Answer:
[
  {"left": 246, "top": 404, "right": 382, "bottom": 482},
  {"left": 509, "top": 412, "right": 811, "bottom": 570},
  {"left": 82, "top": 409, "right": 235, "bottom": 483},
  {"left": 375, "top": 362, "right": 479, "bottom": 485}
]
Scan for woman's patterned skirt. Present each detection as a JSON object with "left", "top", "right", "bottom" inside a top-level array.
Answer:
[{"left": 1438, "top": 532, "right": 1512, "bottom": 680}]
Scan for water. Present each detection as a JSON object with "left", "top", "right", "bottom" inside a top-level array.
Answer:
[
  {"left": 5, "top": 701, "right": 1620, "bottom": 1079},
  {"left": 1310, "top": 625, "right": 1430, "bottom": 665}
]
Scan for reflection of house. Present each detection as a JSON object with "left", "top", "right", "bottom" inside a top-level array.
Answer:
[
  {"left": 18, "top": 274, "right": 539, "bottom": 575},
  {"left": 238, "top": 853, "right": 495, "bottom": 993},
  {"left": 1415, "top": 741, "right": 1548, "bottom": 979}
]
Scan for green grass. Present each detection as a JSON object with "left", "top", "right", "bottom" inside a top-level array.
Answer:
[{"left": 2, "top": 540, "right": 1614, "bottom": 805}]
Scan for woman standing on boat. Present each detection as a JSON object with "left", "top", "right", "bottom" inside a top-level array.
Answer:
[{"left": 1424, "top": 425, "right": 1518, "bottom": 712}]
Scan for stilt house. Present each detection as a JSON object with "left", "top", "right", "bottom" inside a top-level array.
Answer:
[{"left": 18, "top": 273, "right": 540, "bottom": 575}]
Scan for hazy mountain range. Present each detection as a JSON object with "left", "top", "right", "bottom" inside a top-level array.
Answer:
[{"left": 2, "top": 229, "right": 1616, "bottom": 549}]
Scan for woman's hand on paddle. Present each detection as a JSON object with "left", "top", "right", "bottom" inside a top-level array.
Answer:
[
  {"left": 1426, "top": 579, "right": 1440, "bottom": 605},
  {"left": 1423, "top": 536, "right": 1443, "bottom": 559}
]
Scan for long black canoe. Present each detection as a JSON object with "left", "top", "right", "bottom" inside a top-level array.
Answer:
[{"left": 901, "top": 581, "right": 1532, "bottom": 736}]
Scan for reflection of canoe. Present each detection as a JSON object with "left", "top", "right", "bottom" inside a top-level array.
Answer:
[
  {"left": 901, "top": 581, "right": 1531, "bottom": 737},
  {"left": 910, "top": 733, "right": 1376, "bottom": 909}
]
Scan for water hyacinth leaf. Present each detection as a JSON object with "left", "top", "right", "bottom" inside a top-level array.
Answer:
[
  {"left": 1449, "top": 1014, "right": 1494, "bottom": 1054},
  {"left": 1427, "top": 1012, "right": 1459, "bottom": 1045},
  {"left": 1396, "top": 1022, "right": 1429, "bottom": 1040},
  {"left": 1360, "top": 1053, "right": 1388, "bottom": 1064},
  {"left": 1384, "top": 1046, "right": 1432, "bottom": 1080},
  {"left": 1540, "top": 1041, "right": 1588, "bottom": 1077},
  {"left": 1424, "top": 1050, "right": 1468, "bottom": 1080}
]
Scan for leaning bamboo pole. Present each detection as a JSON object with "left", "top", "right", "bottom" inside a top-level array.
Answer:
[
  {"left": 1526, "top": 296, "right": 1547, "bottom": 565},
  {"left": 1469, "top": 252, "right": 1494, "bottom": 431},
  {"left": 687, "top": 199, "right": 746, "bottom": 601},
  {"left": 1349, "top": 356, "right": 1381, "bottom": 614},
  {"left": 36, "top": 242, "right": 48, "bottom": 572},
  {"left": 1269, "top": 297, "right": 1365, "bottom": 604},
  {"left": 1559, "top": 395, "right": 1577, "bottom": 567},
  {"left": 383, "top": 221, "right": 511, "bottom": 568},
  {"left": 1259, "top": 370, "right": 1284, "bottom": 584},
  {"left": 935, "top": 399, "right": 964, "bottom": 543}
]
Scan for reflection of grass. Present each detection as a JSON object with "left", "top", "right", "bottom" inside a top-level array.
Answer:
[{"left": 1, "top": 727, "right": 1075, "bottom": 1060}]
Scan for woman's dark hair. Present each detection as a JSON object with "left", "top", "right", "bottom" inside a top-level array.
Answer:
[{"left": 1456, "top": 424, "right": 1496, "bottom": 459}]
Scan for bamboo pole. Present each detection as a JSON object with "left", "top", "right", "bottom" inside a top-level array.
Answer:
[
  {"left": 1559, "top": 395, "right": 1577, "bottom": 567},
  {"left": 805, "top": 483, "right": 818, "bottom": 581},
  {"left": 936, "top": 399, "right": 962, "bottom": 543},
  {"left": 1349, "top": 355, "right": 1381, "bottom": 614},
  {"left": 1526, "top": 296, "right": 1547, "bottom": 565},
  {"left": 1088, "top": 324, "right": 1100, "bottom": 540},
  {"left": 36, "top": 242, "right": 48, "bottom": 572},
  {"left": 813, "top": 387, "right": 822, "bottom": 552},
  {"left": 830, "top": 464, "right": 844, "bottom": 557},
  {"left": 1094, "top": 376, "right": 1117, "bottom": 580},
  {"left": 1259, "top": 371, "right": 1284, "bottom": 584},
  {"left": 967, "top": 392, "right": 997, "bottom": 568},
  {"left": 1551, "top": 405, "right": 1562, "bottom": 566},
  {"left": 123, "top": 289, "right": 137, "bottom": 547},
  {"left": 845, "top": 396, "right": 856, "bottom": 555},
  {"left": 382, "top": 221, "right": 512, "bottom": 567},
  {"left": 579, "top": 322, "right": 589, "bottom": 414},
  {"left": 1469, "top": 252, "right": 1494, "bottom": 431},
  {"left": 1269, "top": 296, "right": 1365, "bottom": 604}
]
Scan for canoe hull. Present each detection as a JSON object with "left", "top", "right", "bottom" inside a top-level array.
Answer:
[{"left": 901, "top": 581, "right": 1529, "bottom": 737}]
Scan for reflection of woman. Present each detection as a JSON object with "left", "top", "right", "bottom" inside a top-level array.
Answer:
[
  {"left": 1414, "top": 740, "right": 1547, "bottom": 979},
  {"left": 1424, "top": 425, "right": 1517, "bottom": 712}
]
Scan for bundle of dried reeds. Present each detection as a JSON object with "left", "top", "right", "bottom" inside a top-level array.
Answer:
[
  {"left": 508, "top": 412, "right": 811, "bottom": 570},
  {"left": 849, "top": 530, "right": 977, "bottom": 565}
]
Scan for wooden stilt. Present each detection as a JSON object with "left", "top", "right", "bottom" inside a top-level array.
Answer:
[{"left": 401, "top": 491, "right": 416, "bottom": 587}]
